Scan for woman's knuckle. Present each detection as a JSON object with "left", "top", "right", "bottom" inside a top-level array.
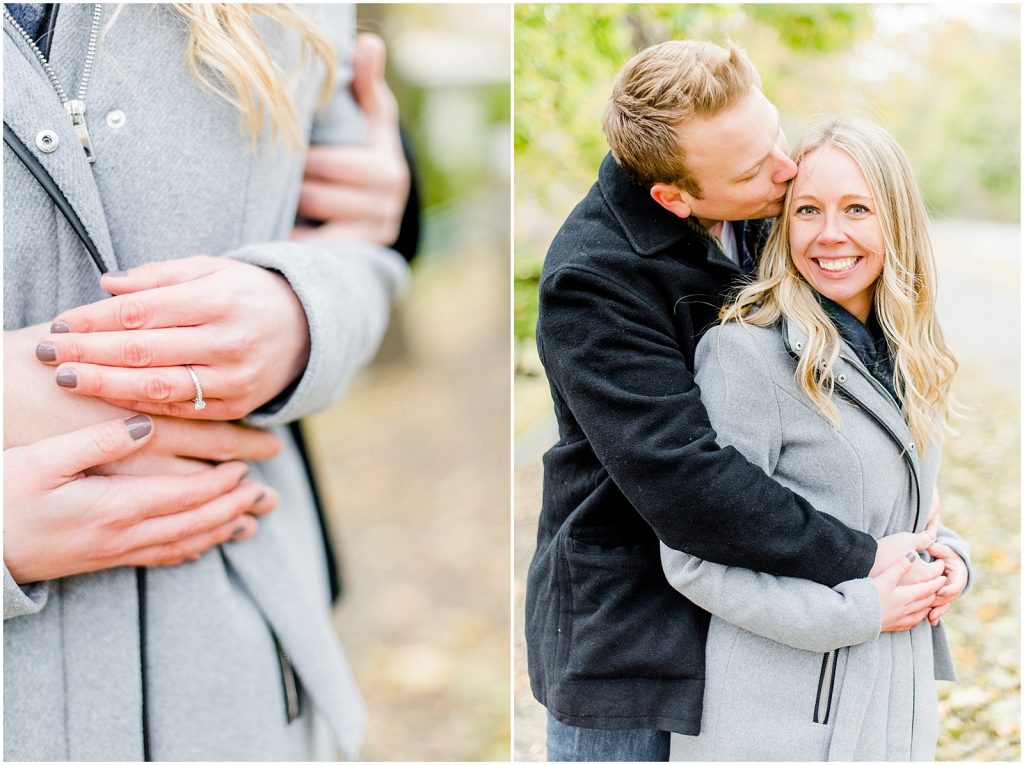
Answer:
[
  {"left": 59, "top": 338, "right": 82, "bottom": 362},
  {"left": 177, "top": 484, "right": 206, "bottom": 511},
  {"left": 171, "top": 512, "right": 206, "bottom": 539},
  {"left": 93, "top": 509, "right": 121, "bottom": 534},
  {"left": 212, "top": 435, "right": 240, "bottom": 463},
  {"left": 92, "top": 525, "right": 131, "bottom": 558},
  {"left": 122, "top": 338, "right": 153, "bottom": 368},
  {"left": 236, "top": 364, "right": 262, "bottom": 392},
  {"left": 88, "top": 426, "right": 123, "bottom": 460},
  {"left": 225, "top": 401, "right": 250, "bottom": 420},
  {"left": 211, "top": 331, "right": 240, "bottom": 361},
  {"left": 117, "top": 298, "right": 149, "bottom": 329},
  {"left": 143, "top": 373, "right": 175, "bottom": 402}
]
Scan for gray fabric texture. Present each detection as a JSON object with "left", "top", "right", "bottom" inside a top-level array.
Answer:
[
  {"left": 3, "top": 4, "right": 406, "bottom": 760},
  {"left": 663, "top": 319, "right": 972, "bottom": 761}
]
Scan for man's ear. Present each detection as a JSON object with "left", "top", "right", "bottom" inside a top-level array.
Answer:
[{"left": 650, "top": 182, "right": 693, "bottom": 219}]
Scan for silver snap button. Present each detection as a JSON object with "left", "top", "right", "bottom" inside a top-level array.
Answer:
[
  {"left": 794, "top": 342, "right": 803, "bottom": 351},
  {"left": 908, "top": 442, "right": 916, "bottom": 451},
  {"left": 35, "top": 129, "right": 59, "bottom": 153},
  {"left": 837, "top": 374, "right": 847, "bottom": 383},
  {"left": 106, "top": 110, "right": 126, "bottom": 129}
]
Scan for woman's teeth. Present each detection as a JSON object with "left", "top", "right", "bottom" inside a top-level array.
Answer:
[{"left": 817, "top": 257, "right": 859, "bottom": 272}]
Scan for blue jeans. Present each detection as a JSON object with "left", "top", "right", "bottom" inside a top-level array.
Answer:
[{"left": 546, "top": 711, "right": 670, "bottom": 761}]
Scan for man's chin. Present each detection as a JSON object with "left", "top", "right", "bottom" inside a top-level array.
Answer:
[{"left": 756, "top": 201, "right": 785, "bottom": 219}]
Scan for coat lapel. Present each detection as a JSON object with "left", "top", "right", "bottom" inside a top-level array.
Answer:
[{"left": 4, "top": 24, "right": 118, "bottom": 273}]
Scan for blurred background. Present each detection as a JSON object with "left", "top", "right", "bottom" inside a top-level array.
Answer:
[
  {"left": 303, "top": 4, "right": 510, "bottom": 760},
  {"left": 514, "top": 4, "right": 1020, "bottom": 761}
]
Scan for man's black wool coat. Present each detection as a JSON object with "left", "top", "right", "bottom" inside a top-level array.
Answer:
[{"left": 525, "top": 152, "right": 878, "bottom": 735}]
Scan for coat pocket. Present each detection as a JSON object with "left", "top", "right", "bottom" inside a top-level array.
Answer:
[
  {"left": 813, "top": 649, "right": 839, "bottom": 724},
  {"left": 563, "top": 539, "right": 708, "bottom": 682}
]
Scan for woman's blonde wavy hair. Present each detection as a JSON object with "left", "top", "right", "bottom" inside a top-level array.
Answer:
[
  {"left": 110, "top": 4, "right": 336, "bottom": 148},
  {"left": 720, "top": 115, "right": 957, "bottom": 451}
]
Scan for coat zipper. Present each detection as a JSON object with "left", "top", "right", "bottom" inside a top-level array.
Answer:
[
  {"left": 813, "top": 649, "right": 839, "bottom": 724},
  {"left": 4, "top": 4, "right": 101, "bottom": 162},
  {"left": 838, "top": 350, "right": 903, "bottom": 417},
  {"left": 835, "top": 380, "right": 923, "bottom": 532},
  {"left": 784, "top": 328, "right": 922, "bottom": 531}
]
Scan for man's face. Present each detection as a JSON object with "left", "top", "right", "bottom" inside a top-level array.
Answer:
[{"left": 661, "top": 88, "right": 798, "bottom": 226}]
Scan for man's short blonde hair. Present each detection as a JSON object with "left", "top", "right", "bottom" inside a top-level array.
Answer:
[{"left": 603, "top": 40, "right": 761, "bottom": 193}]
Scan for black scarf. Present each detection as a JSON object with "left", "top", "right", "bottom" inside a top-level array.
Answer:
[{"left": 817, "top": 295, "right": 900, "bottom": 406}]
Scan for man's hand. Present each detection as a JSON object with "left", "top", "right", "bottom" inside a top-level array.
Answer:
[
  {"left": 869, "top": 529, "right": 936, "bottom": 577},
  {"left": 925, "top": 542, "right": 969, "bottom": 626},
  {"left": 872, "top": 552, "right": 946, "bottom": 633},
  {"left": 291, "top": 32, "right": 410, "bottom": 246},
  {"left": 35, "top": 257, "right": 311, "bottom": 420},
  {"left": 4, "top": 416, "right": 278, "bottom": 584}
]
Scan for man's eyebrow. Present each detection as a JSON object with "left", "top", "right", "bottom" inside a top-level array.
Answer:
[{"left": 731, "top": 108, "right": 782, "bottom": 181}]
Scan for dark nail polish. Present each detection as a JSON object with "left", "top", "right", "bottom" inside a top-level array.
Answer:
[
  {"left": 35, "top": 343, "right": 57, "bottom": 362},
  {"left": 253, "top": 491, "right": 266, "bottom": 507},
  {"left": 56, "top": 368, "right": 77, "bottom": 388},
  {"left": 125, "top": 414, "right": 152, "bottom": 440},
  {"left": 50, "top": 321, "right": 70, "bottom": 333},
  {"left": 230, "top": 524, "right": 248, "bottom": 541},
  {"left": 904, "top": 552, "right": 916, "bottom": 562}
]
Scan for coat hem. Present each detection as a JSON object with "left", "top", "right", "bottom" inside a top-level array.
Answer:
[{"left": 539, "top": 675, "right": 705, "bottom": 735}]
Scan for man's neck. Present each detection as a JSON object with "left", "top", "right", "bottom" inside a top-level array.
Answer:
[{"left": 700, "top": 219, "right": 725, "bottom": 240}]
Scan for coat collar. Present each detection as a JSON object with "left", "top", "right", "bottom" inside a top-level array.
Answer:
[
  {"left": 4, "top": 15, "right": 119, "bottom": 274},
  {"left": 596, "top": 152, "right": 768, "bottom": 274},
  {"left": 781, "top": 316, "right": 920, "bottom": 477},
  {"left": 597, "top": 151, "right": 707, "bottom": 257}
]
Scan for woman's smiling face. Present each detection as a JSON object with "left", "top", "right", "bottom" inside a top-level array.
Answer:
[{"left": 788, "top": 145, "right": 885, "bottom": 323}]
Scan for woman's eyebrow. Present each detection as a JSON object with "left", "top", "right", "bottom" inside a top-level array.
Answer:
[{"left": 794, "top": 193, "right": 873, "bottom": 201}]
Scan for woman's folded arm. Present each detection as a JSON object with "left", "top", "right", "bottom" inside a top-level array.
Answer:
[{"left": 661, "top": 543, "right": 881, "bottom": 652}]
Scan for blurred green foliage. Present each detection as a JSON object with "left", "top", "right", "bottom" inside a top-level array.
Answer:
[{"left": 514, "top": 4, "right": 1021, "bottom": 348}]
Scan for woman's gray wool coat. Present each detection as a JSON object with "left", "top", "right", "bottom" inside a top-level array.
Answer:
[
  {"left": 3, "top": 5, "right": 407, "bottom": 761},
  {"left": 662, "top": 319, "right": 972, "bottom": 761}
]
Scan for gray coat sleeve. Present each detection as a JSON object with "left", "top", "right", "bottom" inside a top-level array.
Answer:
[
  {"left": 661, "top": 323, "right": 882, "bottom": 653},
  {"left": 4, "top": 565, "right": 48, "bottom": 620},
  {"left": 230, "top": 241, "right": 407, "bottom": 427}
]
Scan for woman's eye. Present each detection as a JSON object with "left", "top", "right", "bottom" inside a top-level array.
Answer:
[
  {"left": 794, "top": 205, "right": 818, "bottom": 215},
  {"left": 847, "top": 204, "right": 871, "bottom": 214}
]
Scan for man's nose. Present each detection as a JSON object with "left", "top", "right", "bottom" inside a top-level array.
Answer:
[{"left": 771, "top": 151, "right": 798, "bottom": 184}]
